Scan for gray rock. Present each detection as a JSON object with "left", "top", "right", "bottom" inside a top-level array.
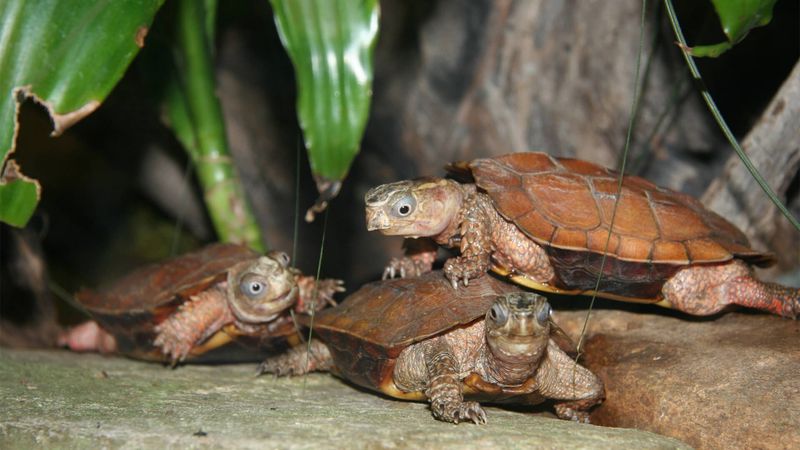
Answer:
[
  {"left": 0, "top": 348, "right": 687, "bottom": 449},
  {"left": 556, "top": 310, "right": 800, "bottom": 450}
]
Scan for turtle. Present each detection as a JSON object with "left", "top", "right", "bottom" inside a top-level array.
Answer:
[
  {"left": 364, "top": 152, "right": 800, "bottom": 318},
  {"left": 60, "top": 243, "right": 343, "bottom": 363},
  {"left": 257, "top": 271, "right": 604, "bottom": 424}
]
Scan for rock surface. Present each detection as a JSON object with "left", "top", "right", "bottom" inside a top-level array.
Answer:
[
  {"left": 0, "top": 348, "right": 687, "bottom": 449},
  {"left": 556, "top": 310, "right": 800, "bottom": 450}
]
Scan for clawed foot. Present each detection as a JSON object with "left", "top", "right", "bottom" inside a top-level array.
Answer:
[
  {"left": 781, "top": 296, "right": 799, "bottom": 319},
  {"left": 153, "top": 325, "right": 193, "bottom": 365},
  {"left": 432, "top": 400, "right": 488, "bottom": 425},
  {"left": 295, "top": 277, "right": 345, "bottom": 314},
  {"left": 554, "top": 403, "right": 592, "bottom": 424},
  {"left": 382, "top": 256, "right": 433, "bottom": 280},
  {"left": 256, "top": 353, "right": 310, "bottom": 377},
  {"left": 257, "top": 340, "right": 332, "bottom": 377},
  {"left": 444, "top": 256, "right": 489, "bottom": 289}
]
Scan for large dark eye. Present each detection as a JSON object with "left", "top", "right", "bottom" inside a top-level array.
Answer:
[
  {"left": 392, "top": 194, "right": 416, "bottom": 218},
  {"left": 488, "top": 303, "right": 508, "bottom": 325},
  {"left": 537, "top": 303, "right": 551, "bottom": 324},
  {"left": 239, "top": 274, "right": 268, "bottom": 300}
]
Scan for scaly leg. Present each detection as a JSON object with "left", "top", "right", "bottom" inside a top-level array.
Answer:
[
  {"left": 662, "top": 260, "right": 799, "bottom": 318},
  {"left": 536, "top": 342, "right": 604, "bottom": 423},
  {"left": 257, "top": 338, "right": 333, "bottom": 376},
  {"left": 153, "top": 286, "right": 233, "bottom": 364},
  {"left": 423, "top": 339, "right": 487, "bottom": 424},
  {"left": 444, "top": 194, "right": 493, "bottom": 288}
]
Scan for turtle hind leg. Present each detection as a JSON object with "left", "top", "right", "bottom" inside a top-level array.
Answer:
[
  {"left": 662, "top": 260, "right": 800, "bottom": 318},
  {"left": 536, "top": 342, "right": 604, "bottom": 423},
  {"left": 59, "top": 320, "right": 118, "bottom": 354},
  {"left": 257, "top": 339, "right": 333, "bottom": 376}
]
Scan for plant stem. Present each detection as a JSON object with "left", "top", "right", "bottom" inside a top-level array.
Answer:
[{"left": 174, "top": 0, "right": 265, "bottom": 250}]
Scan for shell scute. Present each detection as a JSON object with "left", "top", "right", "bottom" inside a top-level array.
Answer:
[{"left": 523, "top": 173, "right": 600, "bottom": 230}]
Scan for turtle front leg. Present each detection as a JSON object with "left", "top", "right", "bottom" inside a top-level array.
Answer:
[
  {"left": 423, "top": 339, "right": 487, "bottom": 424},
  {"left": 257, "top": 338, "right": 333, "bottom": 376},
  {"left": 295, "top": 276, "right": 345, "bottom": 314},
  {"left": 444, "top": 195, "right": 493, "bottom": 288},
  {"left": 663, "top": 260, "right": 800, "bottom": 318},
  {"left": 383, "top": 238, "right": 438, "bottom": 279},
  {"left": 153, "top": 286, "right": 234, "bottom": 364},
  {"left": 536, "top": 342, "right": 604, "bottom": 423}
]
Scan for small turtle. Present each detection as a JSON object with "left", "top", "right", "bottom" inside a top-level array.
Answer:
[
  {"left": 61, "top": 243, "right": 343, "bottom": 363},
  {"left": 365, "top": 152, "right": 799, "bottom": 317},
  {"left": 258, "top": 271, "right": 603, "bottom": 424}
]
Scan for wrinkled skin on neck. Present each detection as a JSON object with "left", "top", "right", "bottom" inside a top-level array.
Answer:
[
  {"left": 479, "top": 293, "right": 551, "bottom": 386},
  {"left": 365, "top": 178, "right": 468, "bottom": 241}
]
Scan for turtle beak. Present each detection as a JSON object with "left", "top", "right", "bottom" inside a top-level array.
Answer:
[{"left": 366, "top": 208, "right": 389, "bottom": 231}]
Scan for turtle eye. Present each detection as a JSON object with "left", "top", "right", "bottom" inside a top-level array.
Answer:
[
  {"left": 537, "top": 303, "right": 551, "bottom": 324},
  {"left": 267, "top": 251, "right": 290, "bottom": 268},
  {"left": 488, "top": 303, "right": 508, "bottom": 325},
  {"left": 239, "top": 274, "right": 269, "bottom": 300},
  {"left": 391, "top": 194, "right": 416, "bottom": 218}
]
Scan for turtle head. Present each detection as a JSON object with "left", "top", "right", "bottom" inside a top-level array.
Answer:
[
  {"left": 485, "top": 292, "right": 551, "bottom": 371},
  {"left": 226, "top": 251, "right": 297, "bottom": 324},
  {"left": 364, "top": 178, "right": 463, "bottom": 238}
]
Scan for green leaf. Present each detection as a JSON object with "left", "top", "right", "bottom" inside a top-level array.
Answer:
[
  {"left": 149, "top": 0, "right": 265, "bottom": 251},
  {"left": 0, "top": 0, "right": 165, "bottom": 227},
  {"left": 270, "top": 0, "right": 379, "bottom": 219},
  {"left": 689, "top": 0, "right": 777, "bottom": 57},
  {"left": 0, "top": 161, "right": 39, "bottom": 227}
]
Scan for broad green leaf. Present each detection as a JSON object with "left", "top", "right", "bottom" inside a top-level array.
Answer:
[
  {"left": 689, "top": 0, "right": 777, "bottom": 57},
  {"left": 0, "top": 0, "right": 164, "bottom": 227},
  {"left": 270, "top": 0, "right": 379, "bottom": 220},
  {"left": 148, "top": 0, "right": 264, "bottom": 250}
]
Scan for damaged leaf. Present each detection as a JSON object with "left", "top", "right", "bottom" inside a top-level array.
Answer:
[
  {"left": 0, "top": 0, "right": 164, "bottom": 227},
  {"left": 270, "top": 0, "right": 380, "bottom": 221}
]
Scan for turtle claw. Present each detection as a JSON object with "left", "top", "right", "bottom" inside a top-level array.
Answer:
[
  {"left": 444, "top": 255, "right": 488, "bottom": 289},
  {"left": 153, "top": 327, "right": 191, "bottom": 365},
  {"left": 383, "top": 256, "right": 431, "bottom": 280},
  {"left": 459, "top": 401, "right": 487, "bottom": 425},
  {"left": 554, "top": 402, "right": 592, "bottom": 424},
  {"left": 433, "top": 400, "right": 487, "bottom": 425}
]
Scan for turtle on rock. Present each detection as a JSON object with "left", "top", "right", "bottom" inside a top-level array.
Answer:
[
  {"left": 365, "top": 152, "right": 799, "bottom": 317},
  {"left": 258, "top": 271, "right": 604, "bottom": 424},
  {"left": 60, "top": 243, "right": 343, "bottom": 364}
]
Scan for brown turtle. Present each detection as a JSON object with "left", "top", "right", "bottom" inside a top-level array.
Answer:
[
  {"left": 365, "top": 152, "right": 799, "bottom": 317},
  {"left": 61, "top": 243, "right": 343, "bottom": 363},
  {"left": 258, "top": 271, "right": 604, "bottom": 424}
]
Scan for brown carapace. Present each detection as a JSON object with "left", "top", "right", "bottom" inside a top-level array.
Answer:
[
  {"left": 258, "top": 271, "right": 604, "bottom": 424},
  {"left": 365, "top": 152, "right": 799, "bottom": 317}
]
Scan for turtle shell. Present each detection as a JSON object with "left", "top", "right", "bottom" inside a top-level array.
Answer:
[
  {"left": 75, "top": 243, "right": 259, "bottom": 359},
  {"left": 458, "top": 152, "right": 774, "bottom": 300},
  {"left": 299, "top": 271, "right": 520, "bottom": 397}
]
